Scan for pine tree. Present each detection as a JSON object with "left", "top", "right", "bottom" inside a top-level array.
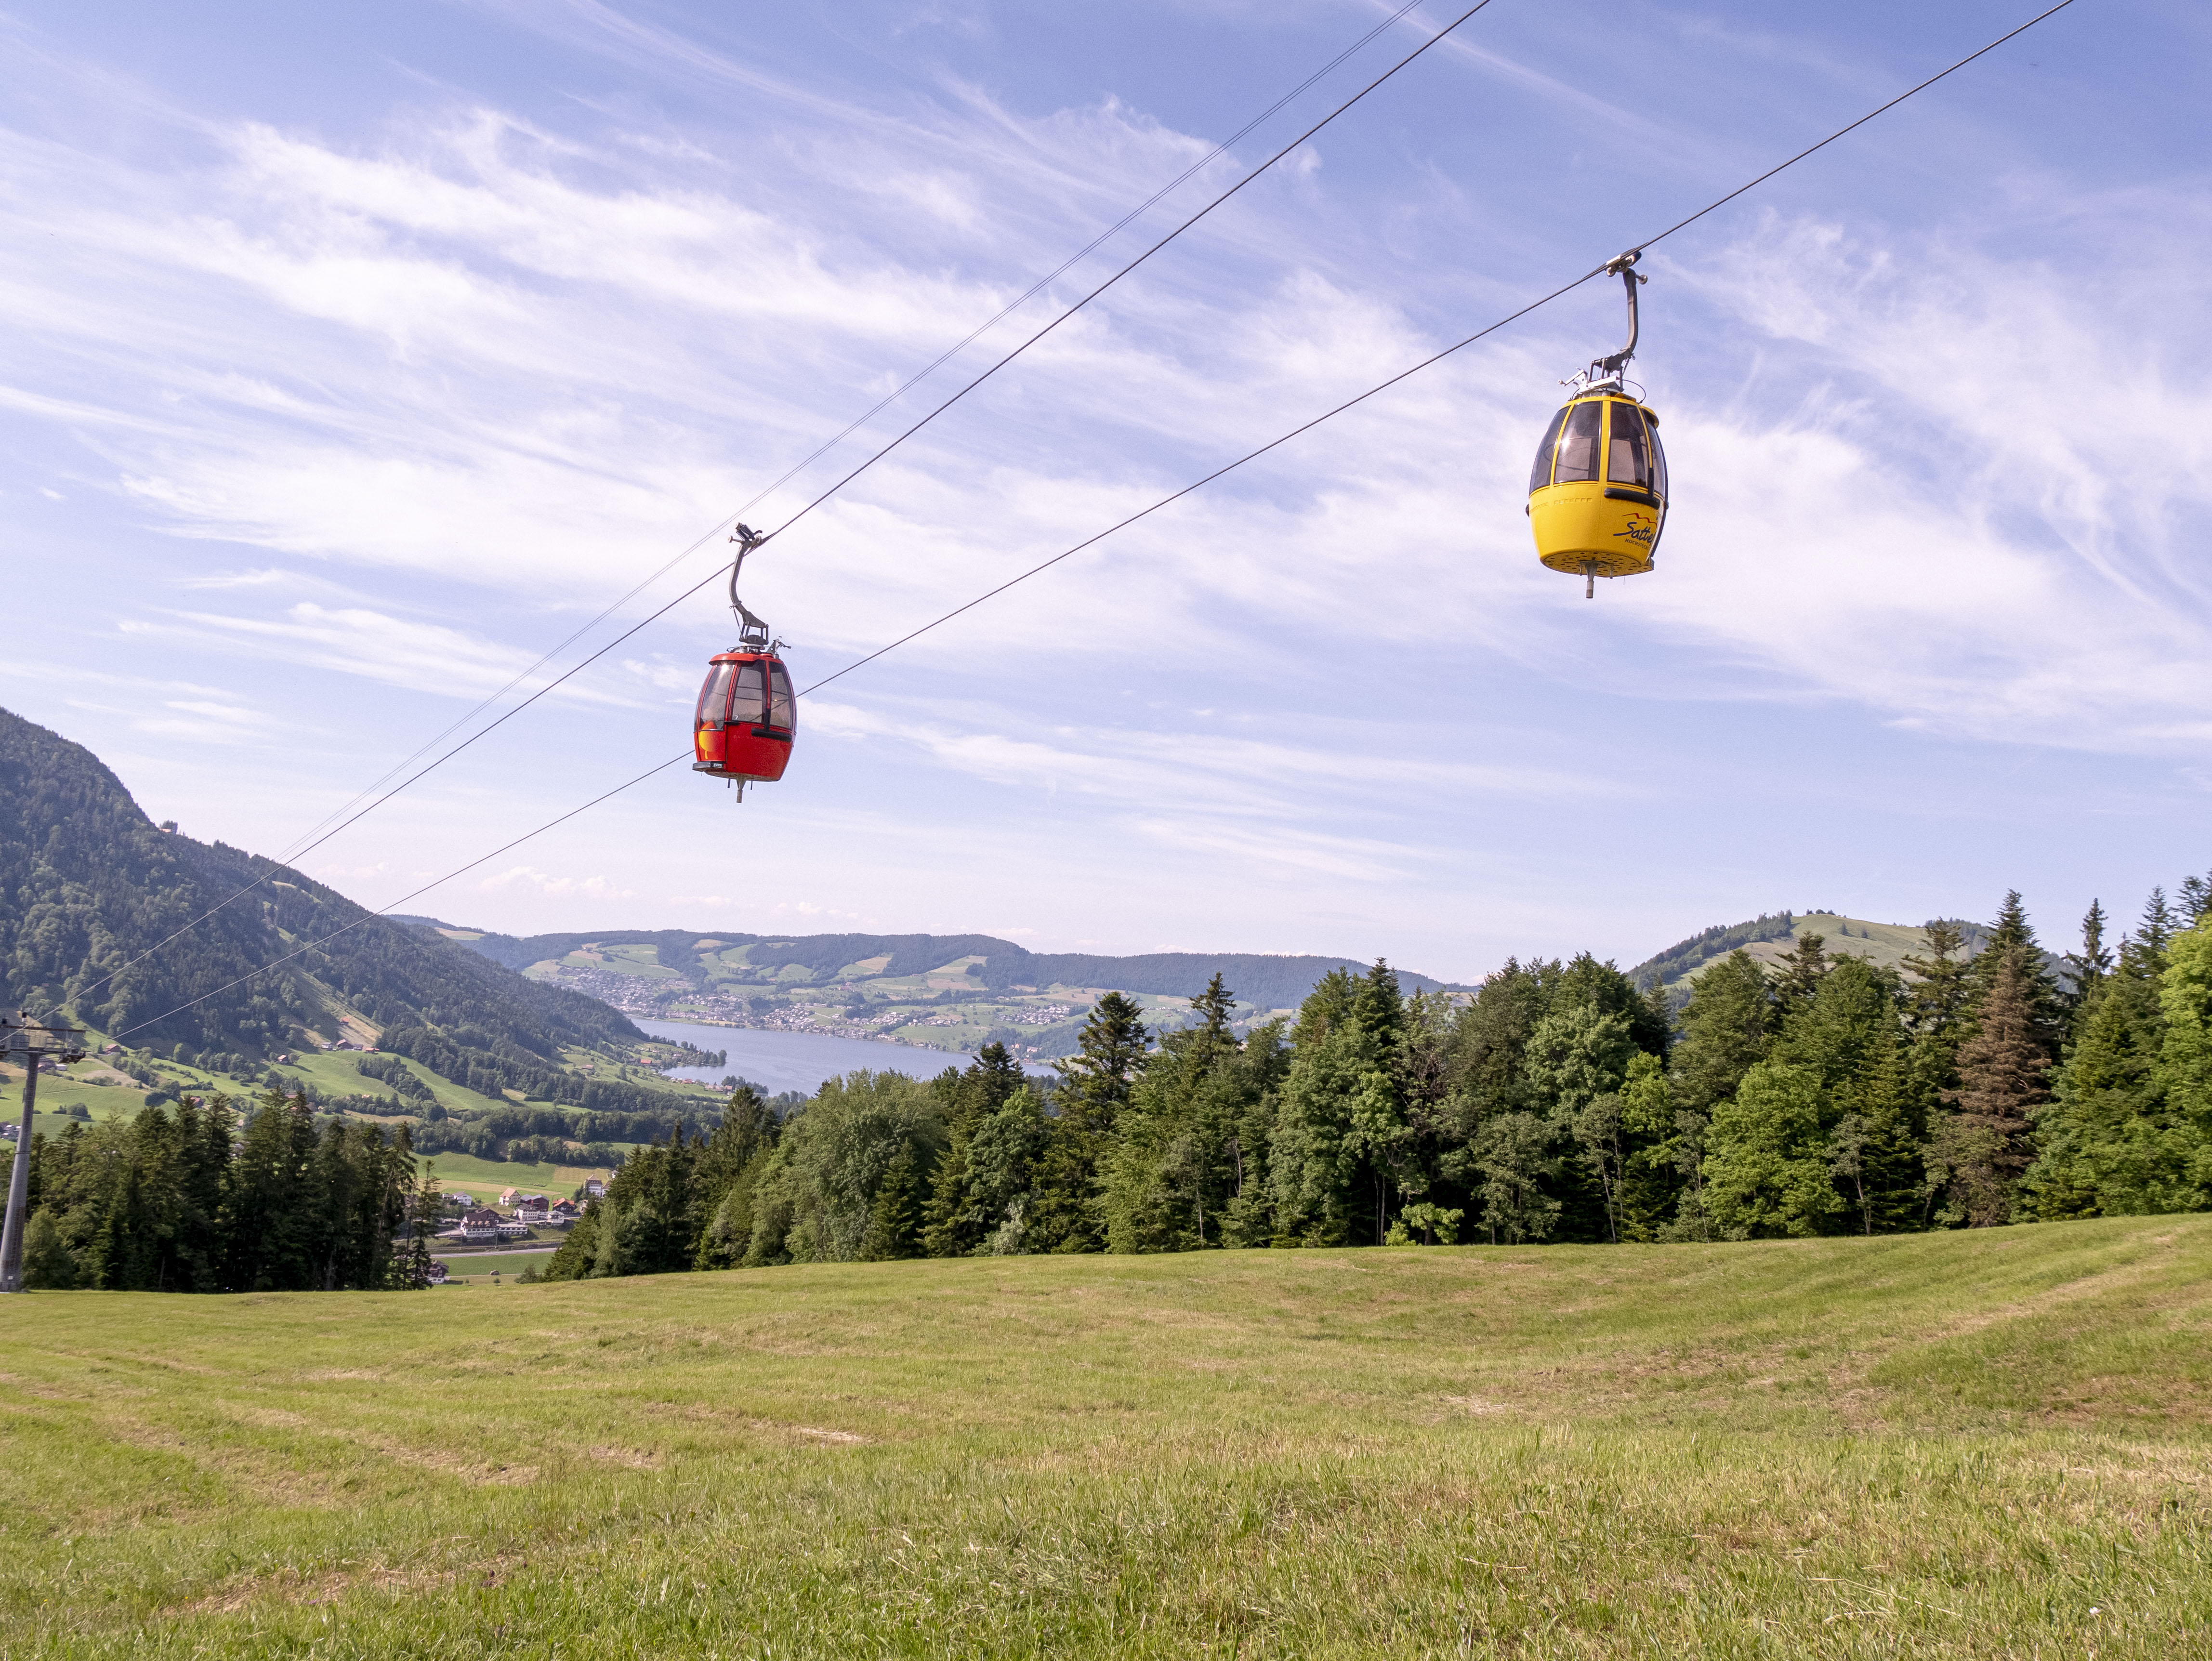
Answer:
[
  {"left": 1931, "top": 945, "right": 2049, "bottom": 1226},
  {"left": 1669, "top": 951, "right": 1774, "bottom": 1114},
  {"left": 2134, "top": 888, "right": 2179, "bottom": 974},
  {"left": 19, "top": 1210, "right": 78, "bottom": 1289},
  {"left": 2155, "top": 925, "right": 2212, "bottom": 1198},
  {"left": 1771, "top": 933, "right": 1831, "bottom": 1024},
  {"left": 921, "top": 1045, "right": 1026, "bottom": 1257},
  {"left": 1903, "top": 919, "right": 1975, "bottom": 1130},
  {"left": 1028, "top": 992, "right": 1147, "bottom": 1254},
  {"left": 2068, "top": 900, "right": 2114, "bottom": 1026},
  {"left": 1970, "top": 891, "right": 2065, "bottom": 1057},
  {"left": 859, "top": 1145, "right": 924, "bottom": 1260},
  {"left": 2021, "top": 935, "right": 2170, "bottom": 1220},
  {"left": 2179, "top": 871, "right": 2212, "bottom": 927},
  {"left": 1105, "top": 982, "right": 1276, "bottom": 1253}
]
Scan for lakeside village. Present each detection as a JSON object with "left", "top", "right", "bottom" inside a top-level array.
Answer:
[{"left": 423, "top": 1178, "right": 608, "bottom": 1284}]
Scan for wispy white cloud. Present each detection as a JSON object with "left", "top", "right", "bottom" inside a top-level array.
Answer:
[
  {"left": 1647, "top": 210, "right": 2212, "bottom": 751},
  {"left": 475, "top": 863, "right": 633, "bottom": 900},
  {"left": 123, "top": 604, "right": 641, "bottom": 707},
  {"left": 5, "top": 0, "right": 2205, "bottom": 968}
]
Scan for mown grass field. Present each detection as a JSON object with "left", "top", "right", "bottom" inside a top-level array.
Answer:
[
  {"left": 420, "top": 1150, "right": 612, "bottom": 1202},
  {"left": 428, "top": 1248, "right": 560, "bottom": 1283},
  {"left": 5, "top": 1217, "right": 2211, "bottom": 1657}
]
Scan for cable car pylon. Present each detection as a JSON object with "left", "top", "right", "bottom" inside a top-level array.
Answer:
[
  {"left": 1526, "top": 250, "right": 1670, "bottom": 597},
  {"left": 691, "top": 525, "right": 797, "bottom": 802}
]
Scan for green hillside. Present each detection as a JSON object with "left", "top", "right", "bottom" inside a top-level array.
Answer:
[
  {"left": 1628, "top": 909, "right": 1996, "bottom": 989},
  {"left": 0, "top": 708, "right": 726, "bottom": 1156},
  {"left": 7, "top": 1219, "right": 2209, "bottom": 1656}
]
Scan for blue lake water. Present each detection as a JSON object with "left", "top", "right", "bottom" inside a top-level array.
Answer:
[{"left": 632, "top": 1019, "right": 998, "bottom": 1095}]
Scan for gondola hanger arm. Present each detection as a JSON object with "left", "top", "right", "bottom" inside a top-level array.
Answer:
[
  {"left": 727, "top": 523, "right": 775, "bottom": 651},
  {"left": 1596, "top": 250, "right": 1646, "bottom": 378}
]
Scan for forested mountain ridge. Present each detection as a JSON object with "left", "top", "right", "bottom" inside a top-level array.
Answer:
[
  {"left": 0, "top": 706, "right": 639, "bottom": 1066},
  {"left": 432, "top": 924, "right": 1455, "bottom": 1009},
  {"left": 405, "top": 922, "right": 1459, "bottom": 1062}
]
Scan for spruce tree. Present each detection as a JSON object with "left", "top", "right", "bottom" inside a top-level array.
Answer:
[
  {"left": 1028, "top": 992, "right": 1148, "bottom": 1253},
  {"left": 921, "top": 1045, "right": 1026, "bottom": 1257},
  {"left": 2021, "top": 933, "right": 2169, "bottom": 1220},
  {"left": 2155, "top": 925, "right": 2212, "bottom": 1198},
  {"left": 2179, "top": 871, "right": 2212, "bottom": 927},
  {"left": 1669, "top": 952, "right": 1774, "bottom": 1114},
  {"left": 2068, "top": 899, "right": 2114, "bottom": 1022},
  {"left": 2134, "top": 888, "right": 2178, "bottom": 973},
  {"left": 1932, "top": 945, "right": 2049, "bottom": 1226},
  {"left": 1770, "top": 933, "right": 1831, "bottom": 1024},
  {"left": 860, "top": 1145, "right": 924, "bottom": 1260},
  {"left": 1903, "top": 919, "right": 1975, "bottom": 1119},
  {"left": 1971, "top": 891, "right": 2065, "bottom": 1057}
]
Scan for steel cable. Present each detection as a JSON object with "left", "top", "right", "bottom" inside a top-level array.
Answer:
[
  {"left": 104, "top": 0, "right": 2078, "bottom": 1043},
  {"left": 72, "top": 0, "right": 1479, "bottom": 1012}
]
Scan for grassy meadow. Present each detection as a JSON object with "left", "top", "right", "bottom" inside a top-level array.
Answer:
[
  {"left": 5, "top": 1217, "right": 2211, "bottom": 1657},
  {"left": 429, "top": 1247, "right": 560, "bottom": 1283},
  {"left": 420, "top": 1150, "right": 613, "bottom": 1203}
]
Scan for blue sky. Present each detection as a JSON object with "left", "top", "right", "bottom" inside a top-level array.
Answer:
[{"left": 5, "top": 0, "right": 2208, "bottom": 983}]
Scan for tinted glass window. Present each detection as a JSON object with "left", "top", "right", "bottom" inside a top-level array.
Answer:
[
  {"left": 1553, "top": 401, "right": 1602, "bottom": 483},
  {"left": 694, "top": 663, "right": 733, "bottom": 725},
  {"left": 1649, "top": 420, "right": 1669, "bottom": 500},
  {"left": 1606, "top": 402, "right": 1651, "bottom": 489},
  {"left": 767, "top": 663, "right": 796, "bottom": 732},
  {"left": 1527, "top": 406, "right": 1569, "bottom": 493},
  {"left": 730, "top": 661, "right": 767, "bottom": 724}
]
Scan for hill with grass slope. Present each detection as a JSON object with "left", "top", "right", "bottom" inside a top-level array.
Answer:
[
  {"left": 1628, "top": 908, "right": 1995, "bottom": 989},
  {"left": 9, "top": 1216, "right": 2209, "bottom": 1654}
]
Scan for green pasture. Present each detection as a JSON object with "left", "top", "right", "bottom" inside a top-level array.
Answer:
[
  {"left": 430, "top": 1247, "right": 561, "bottom": 1282},
  {"left": 6, "top": 1218, "right": 2211, "bottom": 1657},
  {"left": 264, "top": 1048, "right": 516, "bottom": 1117},
  {"left": 420, "top": 1149, "right": 616, "bottom": 1201}
]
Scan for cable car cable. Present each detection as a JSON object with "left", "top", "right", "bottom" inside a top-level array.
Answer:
[
  {"left": 795, "top": 0, "right": 2082, "bottom": 695},
  {"left": 749, "top": 0, "right": 1501, "bottom": 554},
  {"left": 728, "top": 0, "right": 1436, "bottom": 534},
  {"left": 108, "top": 755, "right": 690, "bottom": 1045},
  {"left": 71, "top": 0, "right": 1449, "bottom": 1012},
  {"left": 105, "top": 0, "right": 2080, "bottom": 1041},
  {"left": 269, "top": 0, "right": 1439, "bottom": 858}
]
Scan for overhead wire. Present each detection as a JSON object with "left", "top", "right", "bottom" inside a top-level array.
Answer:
[
  {"left": 109, "top": 756, "right": 690, "bottom": 1043},
  {"left": 109, "top": 0, "right": 2078, "bottom": 1044},
  {"left": 756, "top": 0, "right": 1501, "bottom": 548},
  {"left": 72, "top": 0, "right": 1473, "bottom": 1015},
  {"left": 259, "top": 0, "right": 1438, "bottom": 865},
  {"left": 800, "top": 0, "right": 2085, "bottom": 694}
]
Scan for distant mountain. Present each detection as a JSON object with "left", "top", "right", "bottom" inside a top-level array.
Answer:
[
  {"left": 436, "top": 926, "right": 1453, "bottom": 1015},
  {"left": 0, "top": 707, "right": 640, "bottom": 1064},
  {"left": 1628, "top": 910, "right": 1995, "bottom": 990}
]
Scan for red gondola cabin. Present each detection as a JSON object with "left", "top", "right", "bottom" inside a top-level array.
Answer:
[{"left": 693, "top": 651, "right": 796, "bottom": 784}]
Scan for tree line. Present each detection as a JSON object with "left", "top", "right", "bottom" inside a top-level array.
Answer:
[
  {"left": 13, "top": 1091, "right": 436, "bottom": 1291},
  {"left": 547, "top": 883, "right": 2212, "bottom": 1275},
  {"left": 17, "top": 882, "right": 2208, "bottom": 1290}
]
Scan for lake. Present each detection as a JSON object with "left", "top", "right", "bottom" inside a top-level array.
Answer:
[{"left": 632, "top": 1018, "right": 1020, "bottom": 1095}]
